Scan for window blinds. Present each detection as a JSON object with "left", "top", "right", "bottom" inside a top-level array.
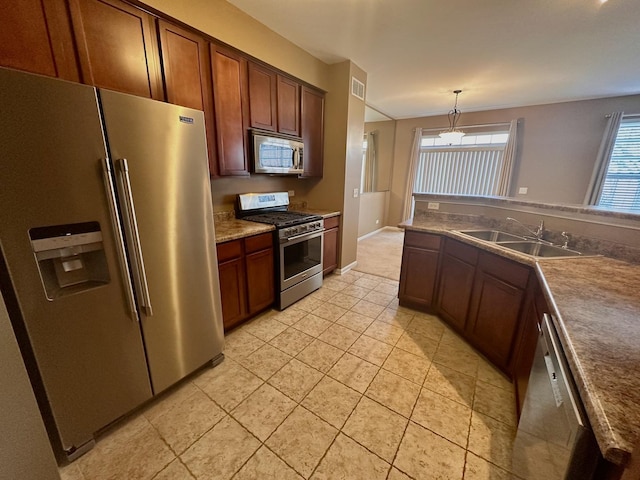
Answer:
[
  {"left": 599, "top": 119, "right": 640, "bottom": 212},
  {"left": 413, "top": 147, "right": 504, "bottom": 196}
]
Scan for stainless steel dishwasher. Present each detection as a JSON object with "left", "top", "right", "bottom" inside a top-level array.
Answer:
[{"left": 512, "top": 314, "right": 600, "bottom": 479}]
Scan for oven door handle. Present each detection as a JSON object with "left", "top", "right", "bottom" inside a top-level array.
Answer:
[{"left": 280, "top": 229, "right": 324, "bottom": 244}]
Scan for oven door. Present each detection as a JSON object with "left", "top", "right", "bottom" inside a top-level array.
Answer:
[{"left": 279, "top": 229, "right": 323, "bottom": 291}]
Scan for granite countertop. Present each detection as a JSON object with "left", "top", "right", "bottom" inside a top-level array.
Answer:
[
  {"left": 290, "top": 207, "right": 341, "bottom": 218},
  {"left": 401, "top": 217, "right": 640, "bottom": 465},
  {"left": 214, "top": 218, "right": 275, "bottom": 244}
]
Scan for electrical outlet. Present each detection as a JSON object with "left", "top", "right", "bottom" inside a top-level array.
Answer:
[
  {"left": 353, "top": 188, "right": 359, "bottom": 198},
  {"left": 427, "top": 202, "right": 440, "bottom": 210},
  {"left": 288, "top": 190, "right": 295, "bottom": 197},
  {"left": 375, "top": 219, "right": 380, "bottom": 224},
  {"left": 518, "top": 187, "right": 528, "bottom": 195}
]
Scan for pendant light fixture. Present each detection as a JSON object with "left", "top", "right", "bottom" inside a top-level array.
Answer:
[{"left": 439, "top": 89, "right": 465, "bottom": 145}]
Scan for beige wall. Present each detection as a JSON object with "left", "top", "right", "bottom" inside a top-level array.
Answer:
[
  {"left": 364, "top": 120, "right": 396, "bottom": 192},
  {"left": 388, "top": 95, "right": 640, "bottom": 226},
  {"left": 341, "top": 63, "right": 367, "bottom": 268},
  {"left": 305, "top": 61, "right": 366, "bottom": 270},
  {"left": 358, "top": 191, "right": 388, "bottom": 238}
]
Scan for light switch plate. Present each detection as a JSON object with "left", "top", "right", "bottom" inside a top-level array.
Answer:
[{"left": 353, "top": 188, "right": 359, "bottom": 198}]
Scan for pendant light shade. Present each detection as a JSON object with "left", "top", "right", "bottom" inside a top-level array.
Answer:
[{"left": 439, "top": 90, "right": 465, "bottom": 145}]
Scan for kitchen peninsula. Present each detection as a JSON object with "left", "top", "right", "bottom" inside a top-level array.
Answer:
[{"left": 398, "top": 194, "right": 640, "bottom": 474}]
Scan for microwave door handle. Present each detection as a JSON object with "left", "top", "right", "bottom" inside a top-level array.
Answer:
[{"left": 294, "top": 147, "right": 301, "bottom": 170}]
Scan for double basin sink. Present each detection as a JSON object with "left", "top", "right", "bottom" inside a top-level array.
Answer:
[{"left": 456, "top": 230, "right": 584, "bottom": 258}]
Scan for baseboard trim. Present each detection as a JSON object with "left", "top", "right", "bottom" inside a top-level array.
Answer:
[
  {"left": 357, "top": 226, "right": 402, "bottom": 241},
  {"left": 336, "top": 261, "right": 357, "bottom": 275}
]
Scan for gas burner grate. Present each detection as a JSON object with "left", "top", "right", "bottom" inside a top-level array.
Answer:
[{"left": 241, "top": 211, "right": 321, "bottom": 228}]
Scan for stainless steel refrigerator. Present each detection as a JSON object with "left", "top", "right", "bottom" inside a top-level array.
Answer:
[{"left": 0, "top": 67, "right": 224, "bottom": 461}]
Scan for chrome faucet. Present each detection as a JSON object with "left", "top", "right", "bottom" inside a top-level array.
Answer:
[{"left": 506, "top": 217, "right": 547, "bottom": 242}]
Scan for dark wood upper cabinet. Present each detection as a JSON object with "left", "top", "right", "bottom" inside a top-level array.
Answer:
[
  {"left": 277, "top": 75, "right": 300, "bottom": 136},
  {"left": 247, "top": 61, "right": 277, "bottom": 132},
  {"left": 157, "top": 20, "right": 218, "bottom": 176},
  {"left": 68, "top": 0, "right": 163, "bottom": 100},
  {"left": 2, "top": 1, "right": 325, "bottom": 178},
  {"left": 210, "top": 43, "right": 250, "bottom": 176},
  {"left": 0, "top": 0, "right": 79, "bottom": 81},
  {"left": 248, "top": 63, "right": 301, "bottom": 137},
  {"left": 301, "top": 86, "right": 325, "bottom": 177}
]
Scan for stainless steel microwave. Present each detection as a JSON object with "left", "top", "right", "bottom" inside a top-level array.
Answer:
[{"left": 252, "top": 130, "right": 304, "bottom": 175}]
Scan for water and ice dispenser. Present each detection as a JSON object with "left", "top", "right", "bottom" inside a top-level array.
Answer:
[{"left": 29, "top": 222, "right": 110, "bottom": 299}]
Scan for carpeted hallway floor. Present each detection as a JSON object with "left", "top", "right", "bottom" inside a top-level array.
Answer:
[{"left": 354, "top": 228, "right": 405, "bottom": 281}]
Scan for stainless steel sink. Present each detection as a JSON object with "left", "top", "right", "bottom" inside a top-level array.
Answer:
[
  {"left": 496, "top": 241, "right": 583, "bottom": 258},
  {"left": 457, "top": 230, "right": 526, "bottom": 242}
]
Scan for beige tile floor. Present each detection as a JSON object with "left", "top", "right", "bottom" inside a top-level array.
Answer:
[{"left": 59, "top": 270, "right": 522, "bottom": 480}]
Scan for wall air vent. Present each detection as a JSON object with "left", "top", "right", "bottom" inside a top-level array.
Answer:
[{"left": 351, "top": 77, "right": 365, "bottom": 100}]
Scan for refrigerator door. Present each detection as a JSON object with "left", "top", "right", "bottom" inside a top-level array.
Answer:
[
  {"left": 99, "top": 89, "right": 224, "bottom": 394},
  {"left": 0, "top": 68, "right": 152, "bottom": 454},
  {"left": 1, "top": 293, "right": 60, "bottom": 480}
]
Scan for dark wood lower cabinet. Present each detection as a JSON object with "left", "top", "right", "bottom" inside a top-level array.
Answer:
[
  {"left": 217, "top": 256, "right": 247, "bottom": 330},
  {"left": 436, "top": 239, "right": 478, "bottom": 331},
  {"left": 323, "top": 215, "right": 340, "bottom": 275},
  {"left": 398, "top": 231, "right": 441, "bottom": 311},
  {"left": 245, "top": 234, "right": 274, "bottom": 315},
  {"left": 400, "top": 232, "right": 531, "bottom": 373},
  {"left": 217, "top": 232, "right": 274, "bottom": 331},
  {"left": 466, "top": 252, "right": 530, "bottom": 373}
]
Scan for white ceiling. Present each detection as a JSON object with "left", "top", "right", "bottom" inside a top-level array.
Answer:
[{"left": 227, "top": 0, "right": 640, "bottom": 120}]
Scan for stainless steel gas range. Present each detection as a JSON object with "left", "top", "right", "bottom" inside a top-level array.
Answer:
[{"left": 237, "top": 192, "right": 323, "bottom": 309}]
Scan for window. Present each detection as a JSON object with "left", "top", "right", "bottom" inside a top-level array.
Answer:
[
  {"left": 414, "top": 131, "right": 510, "bottom": 196},
  {"left": 597, "top": 117, "right": 640, "bottom": 212}
]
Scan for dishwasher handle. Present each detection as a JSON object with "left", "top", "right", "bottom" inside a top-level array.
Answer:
[{"left": 544, "top": 353, "right": 564, "bottom": 408}]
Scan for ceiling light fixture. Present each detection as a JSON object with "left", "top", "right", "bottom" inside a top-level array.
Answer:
[{"left": 439, "top": 89, "right": 465, "bottom": 145}]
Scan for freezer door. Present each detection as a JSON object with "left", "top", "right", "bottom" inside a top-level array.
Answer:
[
  {"left": 100, "top": 89, "right": 224, "bottom": 394},
  {"left": 0, "top": 68, "right": 152, "bottom": 453}
]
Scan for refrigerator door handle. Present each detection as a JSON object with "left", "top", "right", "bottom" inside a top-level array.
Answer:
[
  {"left": 116, "top": 158, "right": 154, "bottom": 317},
  {"left": 101, "top": 158, "right": 139, "bottom": 322}
]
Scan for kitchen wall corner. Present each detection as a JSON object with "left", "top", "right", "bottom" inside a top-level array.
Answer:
[{"left": 306, "top": 60, "right": 366, "bottom": 270}]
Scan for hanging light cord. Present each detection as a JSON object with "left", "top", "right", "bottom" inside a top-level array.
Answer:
[{"left": 448, "top": 89, "right": 462, "bottom": 131}]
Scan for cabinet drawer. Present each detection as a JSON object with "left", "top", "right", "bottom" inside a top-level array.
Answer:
[
  {"left": 245, "top": 232, "right": 273, "bottom": 254},
  {"left": 444, "top": 238, "right": 479, "bottom": 265},
  {"left": 217, "top": 239, "right": 243, "bottom": 262},
  {"left": 404, "top": 231, "right": 441, "bottom": 250},
  {"left": 478, "top": 252, "right": 530, "bottom": 289},
  {"left": 324, "top": 215, "right": 340, "bottom": 230}
]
